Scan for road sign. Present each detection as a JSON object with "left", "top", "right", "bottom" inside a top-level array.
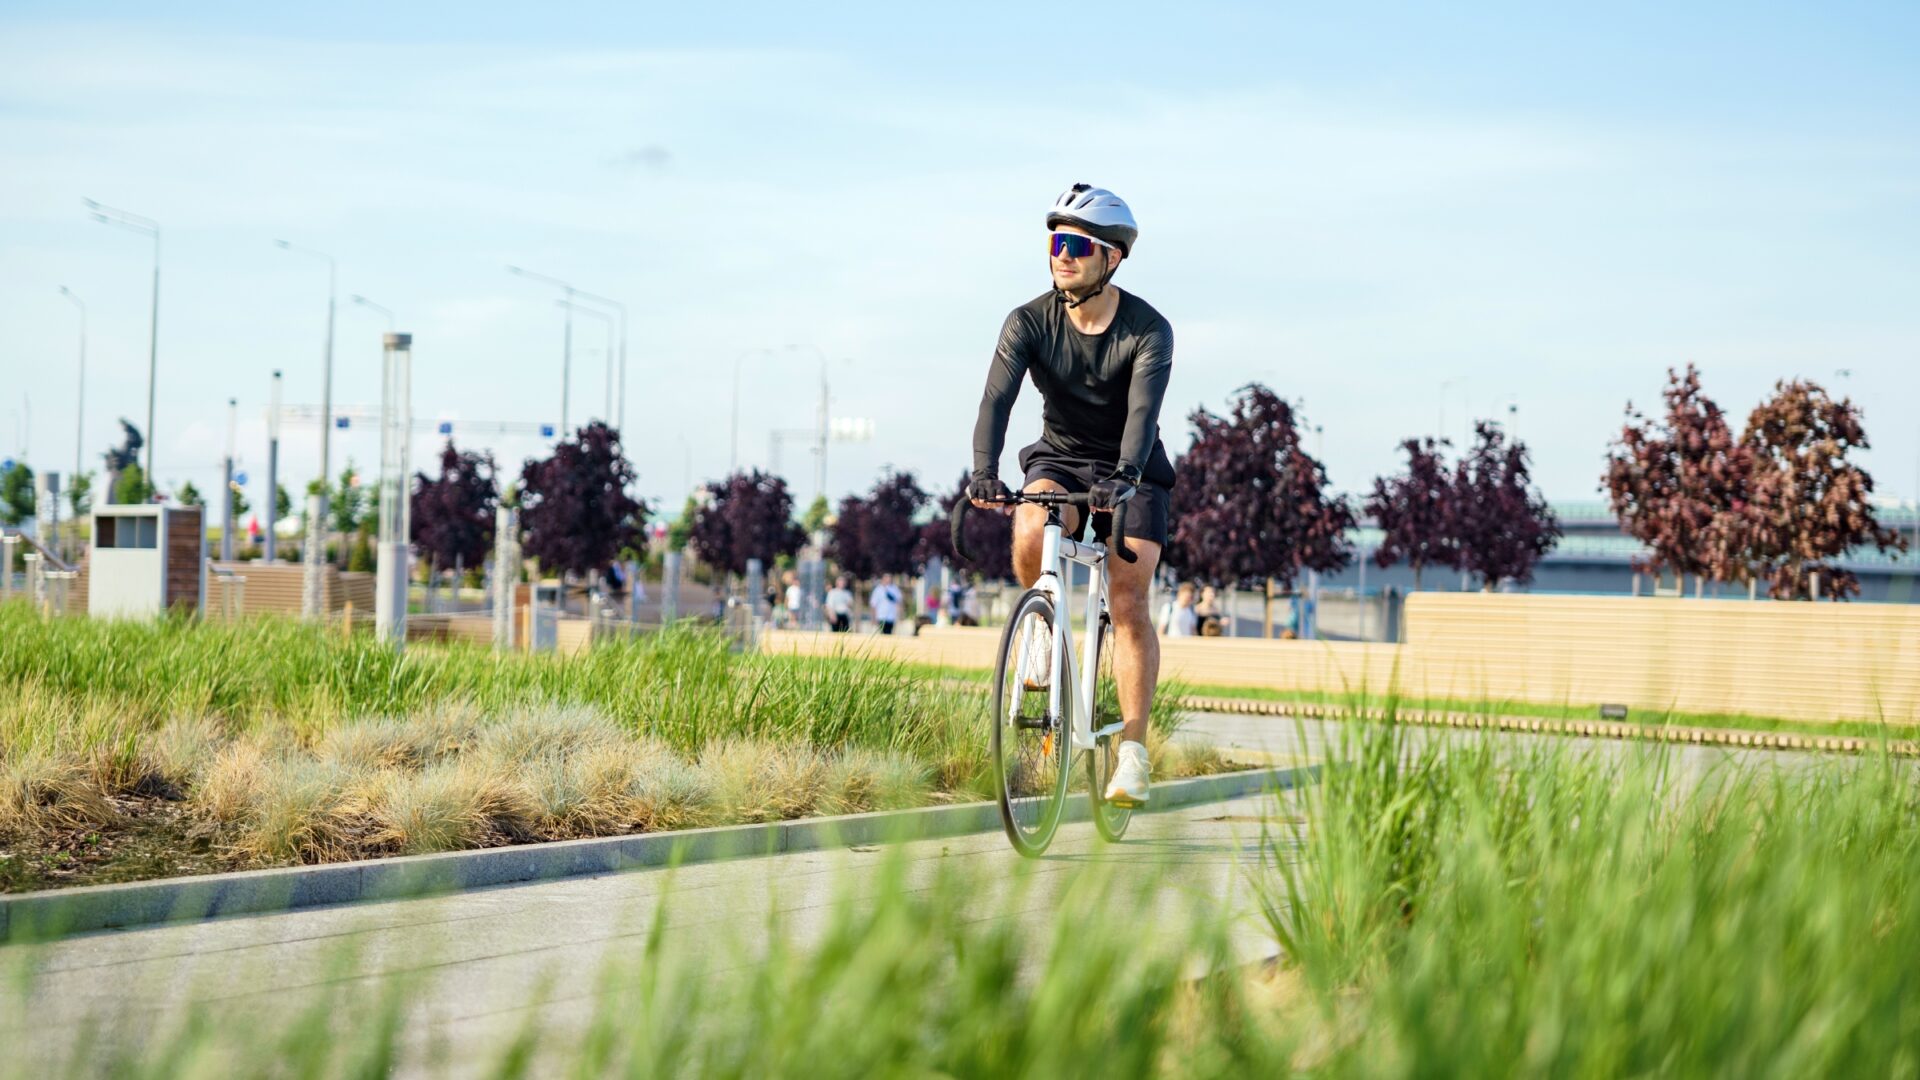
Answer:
[
  {"left": 438, "top": 421, "right": 453, "bottom": 435},
  {"left": 234, "top": 471, "right": 248, "bottom": 486},
  {"left": 335, "top": 416, "right": 351, "bottom": 429},
  {"left": 539, "top": 424, "right": 555, "bottom": 438}
]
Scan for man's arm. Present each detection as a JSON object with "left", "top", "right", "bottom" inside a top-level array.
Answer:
[
  {"left": 972, "top": 310, "right": 1031, "bottom": 481},
  {"left": 1116, "top": 320, "right": 1174, "bottom": 478}
]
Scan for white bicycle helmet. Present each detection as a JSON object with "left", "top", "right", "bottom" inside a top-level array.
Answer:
[{"left": 1046, "top": 183, "right": 1138, "bottom": 257}]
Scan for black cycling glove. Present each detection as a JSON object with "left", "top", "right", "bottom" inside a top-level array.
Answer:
[
  {"left": 1089, "top": 466, "right": 1140, "bottom": 513},
  {"left": 968, "top": 472, "right": 1012, "bottom": 504}
]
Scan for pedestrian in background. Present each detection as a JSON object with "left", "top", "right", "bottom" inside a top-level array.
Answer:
[
  {"left": 826, "top": 575, "right": 854, "bottom": 632},
  {"left": 1162, "top": 582, "right": 1198, "bottom": 637},
  {"left": 782, "top": 570, "right": 802, "bottom": 628},
  {"left": 871, "top": 573, "right": 902, "bottom": 635},
  {"left": 1196, "top": 585, "right": 1223, "bottom": 637}
]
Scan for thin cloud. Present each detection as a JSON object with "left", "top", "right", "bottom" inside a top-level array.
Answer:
[{"left": 603, "top": 144, "right": 672, "bottom": 172}]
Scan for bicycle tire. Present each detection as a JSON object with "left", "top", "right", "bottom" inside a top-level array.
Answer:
[
  {"left": 1086, "top": 614, "right": 1134, "bottom": 842},
  {"left": 991, "top": 588, "right": 1071, "bottom": 856}
]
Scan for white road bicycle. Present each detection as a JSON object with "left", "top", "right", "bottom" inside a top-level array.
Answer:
[{"left": 950, "top": 490, "right": 1137, "bottom": 857}]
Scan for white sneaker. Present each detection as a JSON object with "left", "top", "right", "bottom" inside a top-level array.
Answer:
[
  {"left": 1104, "top": 740, "right": 1150, "bottom": 807},
  {"left": 1020, "top": 624, "right": 1053, "bottom": 691}
]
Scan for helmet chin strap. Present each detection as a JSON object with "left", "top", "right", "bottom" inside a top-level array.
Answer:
[{"left": 1057, "top": 257, "right": 1120, "bottom": 309}]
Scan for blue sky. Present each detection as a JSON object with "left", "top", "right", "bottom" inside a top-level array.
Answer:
[{"left": 3, "top": 1, "right": 1916, "bottom": 520}]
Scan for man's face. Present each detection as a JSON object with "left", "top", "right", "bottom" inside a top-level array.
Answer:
[{"left": 1049, "top": 224, "right": 1120, "bottom": 292}]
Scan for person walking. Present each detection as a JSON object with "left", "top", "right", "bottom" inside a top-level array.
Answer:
[
  {"left": 782, "top": 570, "right": 803, "bottom": 628},
  {"left": 1195, "top": 585, "right": 1222, "bottom": 637},
  {"left": 870, "top": 573, "right": 902, "bottom": 635},
  {"left": 1163, "top": 582, "right": 1199, "bottom": 637},
  {"left": 826, "top": 575, "right": 854, "bottom": 633}
]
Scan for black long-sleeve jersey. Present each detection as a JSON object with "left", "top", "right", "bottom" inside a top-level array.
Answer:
[{"left": 971, "top": 289, "right": 1176, "bottom": 486}]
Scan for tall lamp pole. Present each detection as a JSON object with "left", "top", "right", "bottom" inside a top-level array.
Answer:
[
  {"left": 580, "top": 293, "right": 627, "bottom": 433},
  {"left": 558, "top": 300, "right": 616, "bottom": 424},
  {"left": 730, "top": 347, "right": 776, "bottom": 473},
  {"left": 83, "top": 199, "right": 160, "bottom": 485},
  {"left": 265, "top": 370, "right": 282, "bottom": 560},
  {"left": 221, "top": 397, "right": 238, "bottom": 562},
  {"left": 58, "top": 287, "right": 86, "bottom": 496},
  {"left": 506, "top": 265, "right": 577, "bottom": 436},
  {"left": 275, "top": 238, "right": 337, "bottom": 619},
  {"left": 350, "top": 294, "right": 395, "bottom": 331}
]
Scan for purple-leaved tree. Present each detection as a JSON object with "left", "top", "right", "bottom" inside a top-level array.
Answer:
[
  {"left": 1741, "top": 379, "right": 1906, "bottom": 600},
  {"left": 1603, "top": 365, "right": 1755, "bottom": 593},
  {"left": 1452, "top": 421, "right": 1560, "bottom": 590},
  {"left": 1167, "top": 384, "right": 1354, "bottom": 593},
  {"left": 689, "top": 470, "right": 806, "bottom": 578},
  {"left": 1365, "top": 436, "right": 1459, "bottom": 590},
  {"left": 411, "top": 439, "right": 498, "bottom": 577},
  {"left": 829, "top": 470, "right": 928, "bottom": 582},
  {"left": 518, "top": 422, "right": 646, "bottom": 579}
]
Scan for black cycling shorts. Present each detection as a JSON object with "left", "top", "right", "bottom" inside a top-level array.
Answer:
[{"left": 1017, "top": 438, "right": 1172, "bottom": 549}]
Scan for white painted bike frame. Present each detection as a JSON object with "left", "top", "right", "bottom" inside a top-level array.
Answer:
[{"left": 1011, "top": 512, "right": 1128, "bottom": 756}]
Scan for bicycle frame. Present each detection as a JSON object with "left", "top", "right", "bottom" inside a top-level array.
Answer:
[{"left": 1016, "top": 505, "right": 1129, "bottom": 755}]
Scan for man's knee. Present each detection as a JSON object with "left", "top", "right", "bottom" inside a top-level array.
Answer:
[{"left": 1109, "top": 586, "right": 1153, "bottom": 629}]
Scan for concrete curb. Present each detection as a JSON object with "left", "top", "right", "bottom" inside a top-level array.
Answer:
[
  {"left": 0, "top": 763, "right": 1315, "bottom": 943},
  {"left": 1183, "top": 694, "right": 1920, "bottom": 757}
]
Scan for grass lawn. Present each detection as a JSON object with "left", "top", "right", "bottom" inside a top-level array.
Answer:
[{"left": 0, "top": 603, "right": 1217, "bottom": 891}]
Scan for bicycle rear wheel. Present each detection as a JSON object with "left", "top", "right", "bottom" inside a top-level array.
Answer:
[
  {"left": 1086, "top": 614, "right": 1133, "bottom": 841},
  {"left": 991, "top": 588, "right": 1071, "bottom": 856}
]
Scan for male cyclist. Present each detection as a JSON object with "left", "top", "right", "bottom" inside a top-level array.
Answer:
[{"left": 970, "top": 183, "right": 1174, "bottom": 808}]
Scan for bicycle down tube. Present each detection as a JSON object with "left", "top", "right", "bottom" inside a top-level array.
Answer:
[{"left": 1031, "top": 511, "right": 1125, "bottom": 756}]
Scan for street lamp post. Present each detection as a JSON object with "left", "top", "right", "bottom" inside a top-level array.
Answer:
[
  {"left": 730, "top": 347, "right": 776, "bottom": 473},
  {"left": 788, "top": 343, "right": 840, "bottom": 503},
  {"left": 222, "top": 397, "right": 237, "bottom": 562},
  {"left": 266, "top": 370, "right": 282, "bottom": 560},
  {"left": 350, "top": 294, "right": 395, "bottom": 331},
  {"left": 58, "top": 287, "right": 85, "bottom": 499},
  {"left": 508, "top": 270, "right": 628, "bottom": 434},
  {"left": 506, "top": 266, "right": 580, "bottom": 436},
  {"left": 557, "top": 301, "right": 616, "bottom": 424},
  {"left": 275, "top": 239, "right": 337, "bottom": 620},
  {"left": 82, "top": 200, "right": 160, "bottom": 484}
]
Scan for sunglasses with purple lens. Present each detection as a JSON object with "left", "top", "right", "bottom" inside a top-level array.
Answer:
[{"left": 1049, "top": 231, "right": 1113, "bottom": 259}]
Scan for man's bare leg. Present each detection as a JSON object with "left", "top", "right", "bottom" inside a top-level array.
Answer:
[
  {"left": 1105, "top": 536, "right": 1162, "bottom": 745},
  {"left": 1010, "top": 478, "right": 1076, "bottom": 588}
]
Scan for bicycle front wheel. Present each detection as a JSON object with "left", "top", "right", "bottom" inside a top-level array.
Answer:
[
  {"left": 991, "top": 588, "right": 1071, "bottom": 857},
  {"left": 1086, "top": 614, "right": 1133, "bottom": 842}
]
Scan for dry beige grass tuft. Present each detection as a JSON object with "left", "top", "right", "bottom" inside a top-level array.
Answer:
[
  {"left": 140, "top": 715, "right": 231, "bottom": 793},
  {"left": 820, "top": 748, "right": 933, "bottom": 815},
  {"left": 702, "top": 738, "right": 829, "bottom": 823},
  {"left": 360, "top": 760, "right": 535, "bottom": 855},
  {"left": 1151, "top": 733, "right": 1230, "bottom": 779},
  {"left": 628, "top": 752, "right": 715, "bottom": 832},
  {"left": 228, "top": 758, "right": 371, "bottom": 864},
  {"left": 518, "top": 743, "right": 646, "bottom": 839},
  {"left": 470, "top": 706, "right": 627, "bottom": 766},
  {"left": 0, "top": 750, "right": 119, "bottom": 839},
  {"left": 314, "top": 710, "right": 475, "bottom": 773}
]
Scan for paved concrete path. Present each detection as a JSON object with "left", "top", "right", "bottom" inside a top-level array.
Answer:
[
  {"left": 3, "top": 789, "right": 1300, "bottom": 1075},
  {"left": 1180, "top": 709, "right": 1836, "bottom": 779}
]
